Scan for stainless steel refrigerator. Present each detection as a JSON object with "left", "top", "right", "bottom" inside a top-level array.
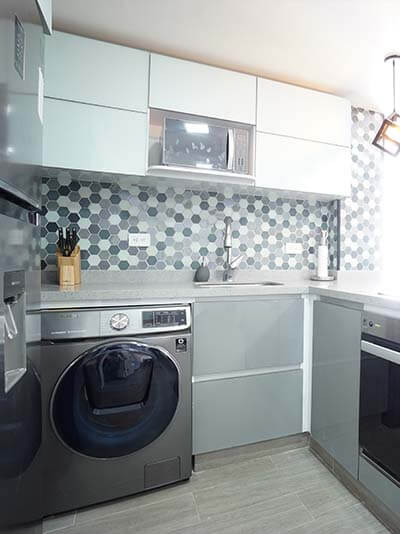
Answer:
[{"left": 1, "top": 1, "right": 50, "bottom": 532}]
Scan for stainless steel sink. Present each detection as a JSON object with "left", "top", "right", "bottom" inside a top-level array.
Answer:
[{"left": 196, "top": 281, "right": 284, "bottom": 288}]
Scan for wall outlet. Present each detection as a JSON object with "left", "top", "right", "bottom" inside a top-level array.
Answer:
[
  {"left": 285, "top": 242, "right": 302, "bottom": 255},
  {"left": 129, "top": 233, "right": 151, "bottom": 247}
]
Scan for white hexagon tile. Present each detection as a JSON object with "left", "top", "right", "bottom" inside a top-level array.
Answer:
[{"left": 41, "top": 107, "right": 383, "bottom": 272}]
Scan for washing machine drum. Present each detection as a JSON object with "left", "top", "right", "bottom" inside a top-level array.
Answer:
[{"left": 51, "top": 340, "right": 179, "bottom": 458}]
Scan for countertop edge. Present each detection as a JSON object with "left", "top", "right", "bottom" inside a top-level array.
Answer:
[{"left": 40, "top": 280, "right": 400, "bottom": 312}]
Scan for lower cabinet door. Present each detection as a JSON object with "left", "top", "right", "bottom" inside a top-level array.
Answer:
[
  {"left": 193, "top": 299, "right": 303, "bottom": 376},
  {"left": 311, "top": 301, "right": 361, "bottom": 478},
  {"left": 359, "top": 456, "right": 400, "bottom": 522},
  {"left": 193, "top": 370, "right": 303, "bottom": 454},
  {"left": 43, "top": 98, "right": 147, "bottom": 175}
]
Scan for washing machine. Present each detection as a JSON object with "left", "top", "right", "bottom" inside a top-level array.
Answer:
[{"left": 41, "top": 304, "right": 192, "bottom": 516}]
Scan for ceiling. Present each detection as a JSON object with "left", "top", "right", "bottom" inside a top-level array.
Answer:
[{"left": 45, "top": 1, "right": 400, "bottom": 111}]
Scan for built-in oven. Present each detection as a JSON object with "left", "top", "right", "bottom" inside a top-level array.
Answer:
[{"left": 360, "top": 311, "right": 400, "bottom": 486}]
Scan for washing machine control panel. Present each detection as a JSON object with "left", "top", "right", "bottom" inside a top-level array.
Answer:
[
  {"left": 42, "top": 305, "right": 191, "bottom": 340},
  {"left": 101, "top": 306, "right": 190, "bottom": 337},
  {"left": 142, "top": 309, "right": 186, "bottom": 329}
]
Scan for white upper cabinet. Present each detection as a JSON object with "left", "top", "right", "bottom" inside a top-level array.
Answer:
[
  {"left": 43, "top": 99, "right": 147, "bottom": 176},
  {"left": 149, "top": 54, "right": 256, "bottom": 124},
  {"left": 255, "top": 77, "right": 352, "bottom": 198},
  {"left": 36, "top": 0, "right": 53, "bottom": 35},
  {"left": 257, "top": 78, "right": 351, "bottom": 147},
  {"left": 256, "top": 132, "right": 351, "bottom": 198},
  {"left": 45, "top": 31, "right": 149, "bottom": 112}
]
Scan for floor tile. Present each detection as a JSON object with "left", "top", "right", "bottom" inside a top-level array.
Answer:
[
  {"left": 287, "top": 502, "right": 388, "bottom": 534},
  {"left": 195, "top": 434, "right": 308, "bottom": 471},
  {"left": 76, "top": 480, "right": 192, "bottom": 526},
  {"left": 194, "top": 479, "right": 302, "bottom": 519},
  {"left": 270, "top": 447, "right": 327, "bottom": 475},
  {"left": 190, "top": 454, "right": 276, "bottom": 492},
  {"left": 43, "top": 512, "right": 76, "bottom": 533},
  {"left": 67, "top": 493, "right": 200, "bottom": 534},
  {"left": 297, "top": 480, "right": 359, "bottom": 518},
  {"left": 171, "top": 498, "right": 312, "bottom": 534}
]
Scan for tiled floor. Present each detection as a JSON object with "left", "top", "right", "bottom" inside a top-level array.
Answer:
[{"left": 43, "top": 444, "right": 388, "bottom": 534}]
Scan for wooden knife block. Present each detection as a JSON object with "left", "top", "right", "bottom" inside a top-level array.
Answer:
[{"left": 57, "top": 246, "right": 81, "bottom": 287}]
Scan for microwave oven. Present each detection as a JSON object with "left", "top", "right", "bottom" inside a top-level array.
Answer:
[{"left": 162, "top": 117, "right": 250, "bottom": 174}]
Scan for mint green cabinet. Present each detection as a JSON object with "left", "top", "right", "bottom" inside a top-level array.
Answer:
[
  {"left": 45, "top": 31, "right": 149, "bottom": 112},
  {"left": 43, "top": 99, "right": 147, "bottom": 175}
]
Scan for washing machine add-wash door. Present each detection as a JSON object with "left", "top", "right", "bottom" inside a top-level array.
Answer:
[{"left": 51, "top": 340, "right": 179, "bottom": 459}]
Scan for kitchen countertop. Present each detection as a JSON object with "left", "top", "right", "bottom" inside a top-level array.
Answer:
[{"left": 40, "top": 271, "right": 400, "bottom": 312}]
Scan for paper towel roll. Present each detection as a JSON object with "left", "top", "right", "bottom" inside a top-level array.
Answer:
[{"left": 317, "top": 245, "right": 329, "bottom": 278}]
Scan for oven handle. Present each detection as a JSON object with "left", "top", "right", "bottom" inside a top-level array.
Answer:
[{"left": 361, "top": 340, "right": 400, "bottom": 365}]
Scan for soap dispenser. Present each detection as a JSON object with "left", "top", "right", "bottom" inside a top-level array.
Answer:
[{"left": 194, "top": 256, "right": 210, "bottom": 282}]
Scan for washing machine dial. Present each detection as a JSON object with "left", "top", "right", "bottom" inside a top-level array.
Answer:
[{"left": 110, "top": 313, "right": 129, "bottom": 331}]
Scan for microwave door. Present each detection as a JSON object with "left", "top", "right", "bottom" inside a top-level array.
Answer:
[{"left": 163, "top": 118, "right": 229, "bottom": 171}]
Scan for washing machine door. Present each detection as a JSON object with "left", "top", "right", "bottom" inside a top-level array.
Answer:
[{"left": 51, "top": 340, "right": 179, "bottom": 458}]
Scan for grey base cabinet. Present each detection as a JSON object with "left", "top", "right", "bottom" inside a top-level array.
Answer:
[
  {"left": 194, "top": 298, "right": 303, "bottom": 376},
  {"left": 193, "top": 370, "right": 303, "bottom": 454},
  {"left": 311, "top": 300, "right": 361, "bottom": 478},
  {"left": 359, "top": 456, "right": 400, "bottom": 523},
  {"left": 193, "top": 298, "right": 304, "bottom": 454}
]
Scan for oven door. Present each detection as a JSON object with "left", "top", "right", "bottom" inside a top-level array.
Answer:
[{"left": 360, "top": 338, "right": 400, "bottom": 485}]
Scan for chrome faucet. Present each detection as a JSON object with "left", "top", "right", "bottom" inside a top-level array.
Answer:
[{"left": 223, "top": 220, "right": 243, "bottom": 282}]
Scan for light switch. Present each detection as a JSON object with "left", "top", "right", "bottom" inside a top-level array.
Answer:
[
  {"left": 129, "top": 233, "right": 151, "bottom": 247},
  {"left": 285, "top": 242, "right": 302, "bottom": 254}
]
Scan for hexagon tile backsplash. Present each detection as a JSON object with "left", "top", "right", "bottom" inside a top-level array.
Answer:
[
  {"left": 340, "top": 107, "right": 383, "bottom": 270},
  {"left": 41, "top": 106, "right": 383, "bottom": 272}
]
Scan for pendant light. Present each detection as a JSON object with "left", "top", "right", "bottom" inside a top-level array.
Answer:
[{"left": 373, "top": 55, "right": 400, "bottom": 156}]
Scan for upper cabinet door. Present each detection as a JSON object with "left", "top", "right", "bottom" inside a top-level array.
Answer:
[
  {"left": 149, "top": 54, "right": 256, "bottom": 124},
  {"left": 257, "top": 78, "right": 351, "bottom": 147},
  {"left": 45, "top": 31, "right": 149, "bottom": 112},
  {"left": 256, "top": 132, "right": 351, "bottom": 198},
  {"left": 43, "top": 99, "right": 147, "bottom": 175},
  {"left": 35, "top": 0, "right": 52, "bottom": 34}
]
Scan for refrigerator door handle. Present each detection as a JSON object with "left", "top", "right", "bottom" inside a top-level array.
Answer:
[
  {"left": 4, "top": 302, "right": 18, "bottom": 340},
  {"left": 2, "top": 294, "right": 27, "bottom": 394}
]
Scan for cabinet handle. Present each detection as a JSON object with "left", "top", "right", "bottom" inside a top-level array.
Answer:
[{"left": 227, "top": 128, "right": 234, "bottom": 171}]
